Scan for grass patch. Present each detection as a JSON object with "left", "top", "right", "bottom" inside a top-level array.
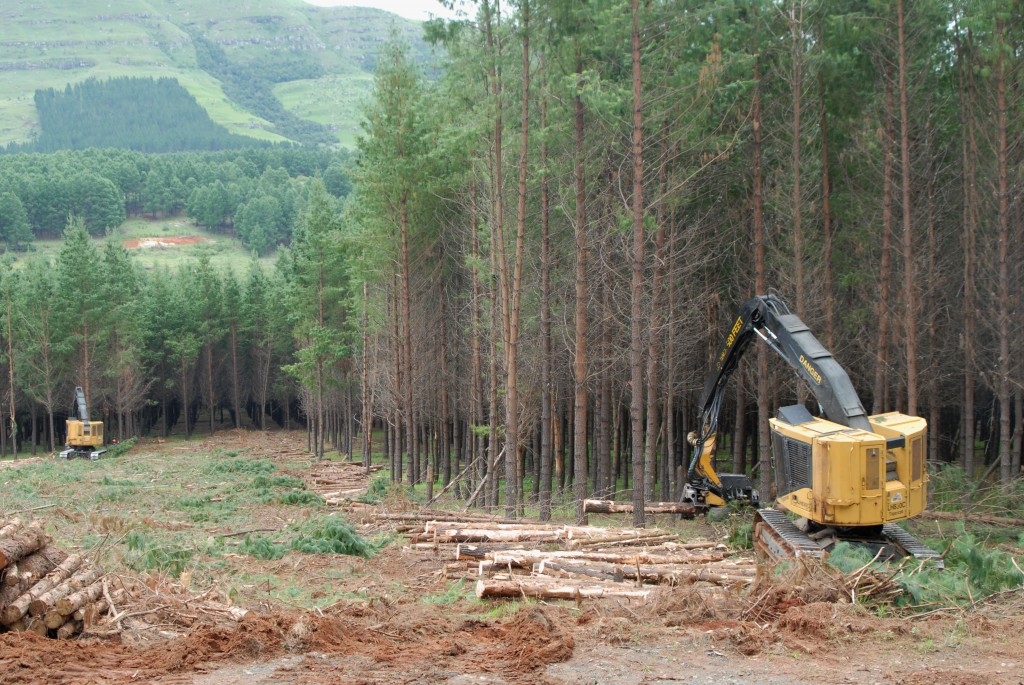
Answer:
[{"left": 421, "top": 580, "right": 470, "bottom": 606}]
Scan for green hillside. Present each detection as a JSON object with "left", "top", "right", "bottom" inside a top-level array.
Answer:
[{"left": 0, "top": 0, "right": 431, "bottom": 148}]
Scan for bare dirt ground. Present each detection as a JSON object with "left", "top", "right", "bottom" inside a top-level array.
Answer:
[
  {"left": 123, "top": 236, "right": 208, "bottom": 249},
  {"left": 1, "top": 431, "right": 1022, "bottom": 685}
]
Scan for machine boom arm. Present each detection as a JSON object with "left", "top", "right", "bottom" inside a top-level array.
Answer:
[
  {"left": 73, "top": 386, "right": 90, "bottom": 427},
  {"left": 688, "top": 294, "right": 870, "bottom": 486}
]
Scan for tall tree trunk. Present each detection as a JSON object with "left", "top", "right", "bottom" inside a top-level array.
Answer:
[
  {"left": 470, "top": 182, "right": 486, "bottom": 492},
  {"left": 644, "top": 149, "right": 669, "bottom": 507},
  {"left": 874, "top": 75, "right": 896, "bottom": 415},
  {"left": 752, "top": 29, "right": 772, "bottom": 500},
  {"left": 897, "top": 0, "right": 917, "bottom": 416},
  {"left": 629, "top": 0, "right": 646, "bottom": 527},
  {"left": 960, "top": 30, "right": 977, "bottom": 476},
  {"left": 819, "top": 70, "right": 834, "bottom": 349},
  {"left": 361, "top": 282, "right": 372, "bottom": 468},
  {"left": 6, "top": 296, "right": 15, "bottom": 458},
  {"left": 572, "top": 54, "right": 589, "bottom": 525},
  {"left": 440, "top": 291, "right": 452, "bottom": 486},
  {"left": 994, "top": 18, "right": 1012, "bottom": 485},
  {"left": 230, "top": 320, "right": 240, "bottom": 428},
  {"left": 392, "top": 276, "right": 403, "bottom": 483},
  {"left": 206, "top": 342, "right": 215, "bottom": 434},
  {"left": 539, "top": 60, "right": 553, "bottom": 521},
  {"left": 789, "top": 0, "right": 805, "bottom": 322}
]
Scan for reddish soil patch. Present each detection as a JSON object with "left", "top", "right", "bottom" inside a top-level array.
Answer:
[{"left": 123, "top": 236, "right": 207, "bottom": 249}]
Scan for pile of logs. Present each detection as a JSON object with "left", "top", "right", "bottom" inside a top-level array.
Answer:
[
  {"left": 0, "top": 518, "right": 123, "bottom": 639},
  {"left": 307, "top": 461, "right": 382, "bottom": 505},
  {"left": 381, "top": 511, "right": 757, "bottom": 604}
]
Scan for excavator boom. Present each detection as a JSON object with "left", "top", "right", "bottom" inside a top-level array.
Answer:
[
  {"left": 60, "top": 386, "right": 106, "bottom": 461},
  {"left": 688, "top": 294, "right": 942, "bottom": 567}
]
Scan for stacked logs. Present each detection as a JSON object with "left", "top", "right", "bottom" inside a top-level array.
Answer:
[
  {"left": 381, "top": 511, "right": 756, "bottom": 604},
  {"left": 0, "top": 518, "right": 120, "bottom": 639},
  {"left": 307, "top": 461, "right": 383, "bottom": 505}
]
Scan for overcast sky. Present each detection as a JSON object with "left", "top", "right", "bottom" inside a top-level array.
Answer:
[{"left": 302, "top": 0, "right": 461, "bottom": 22}]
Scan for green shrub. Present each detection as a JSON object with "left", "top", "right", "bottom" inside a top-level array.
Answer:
[
  {"left": 124, "top": 530, "right": 195, "bottom": 575},
  {"left": 206, "top": 458, "right": 275, "bottom": 475},
  {"left": 278, "top": 490, "right": 324, "bottom": 506},
  {"left": 357, "top": 475, "right": 389, "bottom": 504},
  {"left": 106, "top": 437, "right": 138, "bottom": 459},
  {"left": 289, "top": 517, "right": 378, "bottom": 558},
  {"left": 828, "top": 529, "right": 1024, "bottom": 610},
  {"left": 239, "top": 534, "right": 286, "bottom": 560}
]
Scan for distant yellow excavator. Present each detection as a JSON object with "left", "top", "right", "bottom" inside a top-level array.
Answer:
[
  {"left": 685, "top": 294, "right": 942, "bottom": 567},
  {"left": 59, "top": 386, "right": 106, "bottom": 461}
]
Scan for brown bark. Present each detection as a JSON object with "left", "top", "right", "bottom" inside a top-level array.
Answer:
[
  {"left": 56, "top": 579, "right": 105, "bottom": 616},
  {"left": 361, "top": 282, "right": 372, "bottom": 468},
  {"left": 56, "top": 619, "right": 81, "bottom": 640},
  {"left": 752, "top": 16, "right": 771, "bottom": 500},
  {"left": 539, "top": 58, "right": 553, "bottom": 521},
  {"left": 501, "top": 0, "right": 530, "bottom": 516},
  {"left": 6, "top": 294, "right": 15, "bottom": 457},
  {"left": 994, "top": 19, "right": 1012, "bottom": 485},
  {"left": 628, "top": 0, "right": 646, "bottom": 528},
  {"left": 897, "top": 0, "right": 917, "bottom": 416},
  {"left": 572, "top": 54, "right": 589, "bottom": 525},
  {"left": 1, "top": 554, "right": 83, "bottom": 625},
  {"left": 0, "top": 524, "right": 48, "bottom": 570},
  {"left": 789, "top": 0, "right": 805, "bottom": 321},
  {"left": 28, "top": 566, "right": 102, "bottom": 617},
  {"left": 873, "top": 75, "right": 896, "bottom": 414},
  {"left": 819, "top": 69, "right": 834, "bottom": 349}
]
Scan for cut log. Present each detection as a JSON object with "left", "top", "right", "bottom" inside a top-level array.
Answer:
[
  {"left": 2, "top": 563, "right": 19, "bottom": 586},
  {"left": 0, "top": 519, "right": 24, "bottom": 539},
  {"left": 456, "top": 547, "right": 733, "bottom": 568},
  {"left": 56, "top": 618, "right": 81, "bottom": 640},
  {"left": 535, "top": 559, "right": 755, "bottom": 587},
  {"left": 0, "top": 546, "right": 68, "bottom": 606},
  {"left": 56, "top": 579, "right": 105, "bottom": 616},
  {"left": 29, "top": 566, "right": 102, "bottom": 616},
  {"left": 475, "top": 577, "right": 652, "bottom": 601},
  {"left": 584, "top": 499, "right": 700, "bottom": 516},
  {"left": 27, "top": 617, "right": 47, "bottom": 636},
  {"left": 44, "top": 609, "right": 66, "bottom": 630},
  {"left": 1, "top": 554, "right": 84, "bottom": 624},
  {"left": 0, "top": 524, "right": 49, "bottom": 570}
]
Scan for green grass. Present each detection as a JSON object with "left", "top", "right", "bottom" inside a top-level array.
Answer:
[
  {"left": 0, "top": 0, "right": 429, "bottom": 147},
  {"left": 12, "top": 216, "right": 275, "bottom": 273}
]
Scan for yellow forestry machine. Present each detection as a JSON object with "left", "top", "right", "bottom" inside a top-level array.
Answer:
[
  {"left": 685, "top": 294, "right": 942, "bottom": 567},
  {"left": 59, "top": 386, "right": 106, "bottom": 461}
]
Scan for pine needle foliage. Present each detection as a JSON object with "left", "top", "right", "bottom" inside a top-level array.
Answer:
[{"left": 827, "top": 528, "right": 1024, "bottom": 611}]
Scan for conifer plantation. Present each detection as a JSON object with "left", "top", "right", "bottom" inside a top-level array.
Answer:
[{"left": 1, "top": 0, "right": 1023, "bottom": 526}]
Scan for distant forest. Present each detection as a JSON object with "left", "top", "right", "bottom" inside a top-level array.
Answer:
[
  {"left": 0, "top": 147, "right": 351, "bottom": 253},
  {"left": 189, "top": 35, "right": 336, "bottom": 146},
  {"left": 13, "top": 77, "right": 266, "bottom": 154}
]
